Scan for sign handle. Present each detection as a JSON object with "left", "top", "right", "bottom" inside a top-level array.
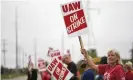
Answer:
[{"left": 78, "top": 36, "right": 84, "bottom": 49}]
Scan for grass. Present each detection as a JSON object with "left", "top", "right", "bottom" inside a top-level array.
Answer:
[{"left": 1, "top": 73, "right": 26, "bottom": 79}]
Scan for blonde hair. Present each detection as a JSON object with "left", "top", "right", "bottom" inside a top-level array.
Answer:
[
  {"left": 125, "top": 61, "right": 132, "bottom": 68},
  {"left": 108, "top": 49, "right": 123, "bottom": 65}
]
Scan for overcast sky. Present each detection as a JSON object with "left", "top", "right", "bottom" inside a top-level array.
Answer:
[{"left": 1, "top": 0, "right": 133, "bottom": 68}]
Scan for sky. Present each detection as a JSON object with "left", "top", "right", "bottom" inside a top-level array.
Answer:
[{"left": 1, "top": 0, "right": 133, "bottom": 68}]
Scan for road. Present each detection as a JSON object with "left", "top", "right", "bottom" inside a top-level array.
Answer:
[{"left": 2, "top": 75, "right": 41, "bottom": 80}]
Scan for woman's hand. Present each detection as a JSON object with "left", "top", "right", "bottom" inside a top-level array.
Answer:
[
  {"left": 81, "top": 49, "right": 98, "bottom": 71},
  {"left": 81, "top": 49, "right": 88, "bottom": 58}
]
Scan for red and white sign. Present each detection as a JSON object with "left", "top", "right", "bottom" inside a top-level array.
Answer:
[
  {"left": 47, "top": 47, "right": 53, "bottom": 56},
  {"left": 47, "top": 58, "right": 73, "bottom": 80},
  {"left": 38, "top": 58, "right": 46, "bottom": 72},
  {"left": 61, "top": 1, "right": 88, "bottom": 37},
  {"left": 50, "top": 50, "right": 60, "bottom": 57},
  {"left": 48, "top": 49, "right": 62, "bottom": 60}
]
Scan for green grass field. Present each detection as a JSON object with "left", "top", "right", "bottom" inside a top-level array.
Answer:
[{"left": 1, "top": 73, "right": 26, "bottom": 79}]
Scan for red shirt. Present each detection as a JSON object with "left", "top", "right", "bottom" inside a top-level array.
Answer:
[
  {"left": 41, "top": 71, "right": 51, "bottom": 80},
  {"left": 125, "top": 70, "right": 133, "bottom": 80},
  {"left": 98, "top": 64, "right": 125, "bottom": 80}
]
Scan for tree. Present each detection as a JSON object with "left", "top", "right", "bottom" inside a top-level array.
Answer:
[
  {"left": 87, "top": 48, "right": 97, "bottom": 58},
  {"left": 130, "top": 43, "right": 133, "bottom": 63}
]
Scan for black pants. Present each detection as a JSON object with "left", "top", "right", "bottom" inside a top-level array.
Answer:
[{"left": 27, "top": 69, "right": 38, "bottom": 80}]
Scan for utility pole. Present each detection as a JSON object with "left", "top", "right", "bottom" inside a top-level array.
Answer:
[
  {"left": 24, "top": 52, "right": 27, "bottom": 67},
  {"left": 61, "top": 31, "right": 64, "bottom": 55},
  {"left": 15, "top": 6, "right": 19, "bottom": 69},
  {"left": 84, "top": 0, "right": 99, "bottom": 49},
  {"left": 23, "top": 52, "right": 24, "bottom": 68},
  {"left": 2, "top": 0, "right": 27, "bottom": 69},
  {"left": 34, "top": 39, "right": 37, "bottom": 68},
  {"left": 2, "top": 39, "right": 7, "bottom": 67},
  {"left": 131, "top": 43, "right": 133, "bottom": 60}
]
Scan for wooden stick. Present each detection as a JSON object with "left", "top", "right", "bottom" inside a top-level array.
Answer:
[{"left": 78, "top": 36, "right": 84, "bottom": 49}]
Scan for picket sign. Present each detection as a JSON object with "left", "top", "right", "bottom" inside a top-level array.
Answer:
[
  {"left": 61, "top": 0, "right": 88, "bottom": 37},
  {"left": 47, "top": 58, "right": 73, "bottom": 80},
  {"left": 61, "top": 0, "right": 87, "bottom": 48},
  {"left": 38, "top": 58, "right": 46, "bottom": 72},
  {"left": 48, "top": 49, "right": 62, "bottom": 61},
  {"left": 50, "top": 50, "right": 60, "bottom": 57}
]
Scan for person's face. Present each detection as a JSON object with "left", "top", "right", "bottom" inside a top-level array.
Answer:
[
  {"left": 124, "top": 65, "right": 131, "bottom": 71},
  {"left": 62, "top": 56, "right": 69, "bottom": 65},
  {"left": 107, "top": 51, "right": 119, "bottom": 65}
]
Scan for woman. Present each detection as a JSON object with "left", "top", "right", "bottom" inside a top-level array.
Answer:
[
  {"left": 41, "top": 70, "right": 51, "bottom": 80},
  {"left": 124, "top": 61, "right": 133, "bottom": 80},
  {"left": 81, "top": 49, "right": 125, "bottom": 80},
  {"left": 40, "top": 61, "right": 51, "bottom": 80}
]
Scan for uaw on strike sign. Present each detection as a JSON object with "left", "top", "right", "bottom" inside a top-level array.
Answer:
[
  {"left": 61, "top": 1, "right": 88, "bottom": 37},
  {"left": 47, "top": 58, "right": 73, "bottom": 80}
]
